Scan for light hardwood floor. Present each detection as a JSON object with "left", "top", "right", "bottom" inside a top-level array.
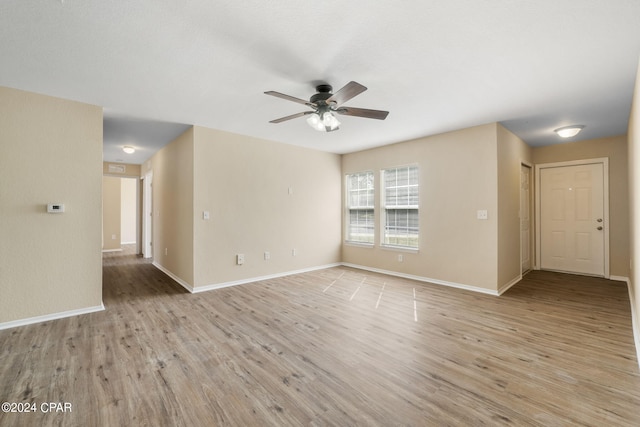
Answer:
[{"left": 1, "top": 248, "right": 639, "bottom": 426}]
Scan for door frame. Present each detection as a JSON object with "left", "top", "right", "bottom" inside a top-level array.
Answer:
[
  {"left": 534, "top": 157, "right": 609, "bottom": 278},
  {"left": 142, "top": 170, "right": 153, "bottom": 259},
  {"left": 520, "top": 161, "right": 534, "bottom": 275}
]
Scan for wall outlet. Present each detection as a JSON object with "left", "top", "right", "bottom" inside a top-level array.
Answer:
[
  {"left": 203, "top": 210, "right": 210, "bottom": 220},
  {"left": 398, "top": 254, "right": 404, "bottom": 262},
  {"left": 112, "top": 234, "right": 117, "bottom": 240},
  {"left": 236, "top": 254, "right": 245, "bottom": 265},
  {"left": 264, "top": 251, "right": 270, "bottom": 260},
  {"left": 477, "top": 210, "right": 488, "bottom": 220},
  {"left": 292, "top": 248, "right": 297, "bottom": 257},
  {"left": 47, "top": 203, "right": 65, "bottom": 213}
]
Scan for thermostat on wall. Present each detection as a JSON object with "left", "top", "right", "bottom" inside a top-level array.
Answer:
[{"left": 47, "top": 203, "right": 65, "bottom": 213}]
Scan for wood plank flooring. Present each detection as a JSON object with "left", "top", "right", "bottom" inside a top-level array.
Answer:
[{"left": 1, "top": 248, "right": 639, "bottom": 426}]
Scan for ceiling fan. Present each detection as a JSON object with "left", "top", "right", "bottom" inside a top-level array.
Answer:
[{"left": 264, "top": 81, "right": 389, "bottom": 132}]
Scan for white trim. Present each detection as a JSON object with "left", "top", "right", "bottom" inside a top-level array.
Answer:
[
  {"left": 192, "top": 263, "right": 342, "bottom": 293},
  {"left": 612, "top": 276, "right": 640, "bottom": 370},
  {"left": 344, "top": 241, "right": 375, "bottom": 249},
  {"left": 142, "top": 171, "right": 153, "bottom": 259},
  {"left": 341, "top": 263, "right": 500, "bottom": 296},
  {"left": 520, "top": 162, "right": 533, "bottom": 275},
  {"left": 151, "top": 262, "right": 343, "bottom": 294},
  {"left": 498, "top": 275, "right": 522, "bottom": 295},
  {"left": 535, "top": 158, "right": 610, "bottom": 277},
  {"left": 610, "top": 275, "right": 630, "bottom": 283},
  {"left": 101, "top": 248, "right": 122, "bottom": 253},
  {"left": 152, "top": 262, "right": 194, "bottom": 293},
  {"left": 631, "top": 284, "right": 640, "bottom": 371},
  {"left": 121, "top": 241, "right": 136, "bottom": 245},
  {"left": 0, "top": 303, "right": 105, "bottom": 331}
]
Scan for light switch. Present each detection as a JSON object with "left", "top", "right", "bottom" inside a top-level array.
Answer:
[{"left": 203, "top": 211, "right": 210, "bottom": 220}]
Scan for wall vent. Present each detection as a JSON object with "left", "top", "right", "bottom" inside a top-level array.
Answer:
[{"left": 108, "top": 164, "right": 126, "bottom": 174}]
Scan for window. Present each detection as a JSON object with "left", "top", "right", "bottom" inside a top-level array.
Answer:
[
  {"left": 346, "top": 171, "right": 375, "bottom": 244},
  {"left": 382, "top": 166, "right": 419, "bottom": 249}
]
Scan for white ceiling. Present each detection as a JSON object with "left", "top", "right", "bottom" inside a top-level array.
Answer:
[{"left": 1, "top": 1, "right": 639, "bottom": 163}]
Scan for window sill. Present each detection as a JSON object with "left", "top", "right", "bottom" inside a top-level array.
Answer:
[{"left": 344, "top": 241, "right": 375, "bottom": 249}]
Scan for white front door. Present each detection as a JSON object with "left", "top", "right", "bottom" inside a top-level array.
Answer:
[
  {"left": 521, "top": 164, "right": 532, "bottom": 273},
  {"left": 539, "top": 162, "right": 605, "bottom": 276}
]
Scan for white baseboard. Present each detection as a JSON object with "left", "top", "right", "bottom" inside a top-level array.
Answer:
[
  {"left": 610, "top": 275, "right": 630, "bottom": 283},
  {"left": 152, "top": 261, "right": 500, "bottom": 296},
  {"left": 614, "top": 276, "right": 640, "bottom": 371},
  {"left": 0, "top": 303, "right": 105, "bottom": 331},
  {"left": 192, "top": 263, "right": 342, "bottom": 293},
  {"left": 341, "top": 263, "right": 500, "bottom": 296},
  {"left": 101, "top": 248, "right": 122, "bottom": 253},
  {"left": 498, "top": 275, "right": 522, "bottom": 295},
  {"left": 632, "top": 289, "right": 640, "bottom": 372},
  {"left": 152, "top": 262, "right": 194, "bottom": 293}
]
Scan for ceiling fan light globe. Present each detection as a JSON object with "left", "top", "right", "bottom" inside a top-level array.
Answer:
[
  {"left": 321, "top": 112, "right": 340, "bottom": 131},
  {"left": 306, "top": 113, "right": 325, "bottom": 131}
]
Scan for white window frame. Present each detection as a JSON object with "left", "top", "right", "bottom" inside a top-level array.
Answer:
[
  {"left": 381, "top": 165, "right": 419, "bottom": 250},
  {"left": 345, "top": 171, "right": 375, "bottom": 245}
]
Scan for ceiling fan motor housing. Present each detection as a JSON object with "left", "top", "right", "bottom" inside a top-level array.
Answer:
[{"left": 310, "top": 84, "right": 334, "bottom": 105}]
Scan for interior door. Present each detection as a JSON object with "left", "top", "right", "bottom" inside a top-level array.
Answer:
[
  {"left": 521, "top": 164, "right": 532, "bottom": 273},
  {"left": 540, "top": 163, "right": 604, "bottom": 276}
]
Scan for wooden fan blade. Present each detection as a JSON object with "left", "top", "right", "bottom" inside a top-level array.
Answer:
[
  {"left": 326, "top": 81, "right": 367, "bottom": 106},
  {"left": 264, "top": 91, "right": 313, "bottom": 107},
  {"left": 335, "top": 107, "right": 389, "bottom": 120},
  {"left": 269, "top": 111, "right": 311, "bottom": 123}
]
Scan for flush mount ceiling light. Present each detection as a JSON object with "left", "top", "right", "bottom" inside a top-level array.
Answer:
[
  {"left": 122, "top": 146, "right": 135, "bottom": 154},
  {"left": 554, "top": 125, "right": 584, "bottom": 138}
]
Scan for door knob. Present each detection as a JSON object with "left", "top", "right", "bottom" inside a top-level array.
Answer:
[
  {"left": 597, "top": 218, "right": 603, "bottom": 222},
  {"left": 597, "top": 226, "right": 603, "bottom": 230}
]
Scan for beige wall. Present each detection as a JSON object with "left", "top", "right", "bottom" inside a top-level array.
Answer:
[
  {"left": 147, "top": 126, "right": 342, "bottom": 289},
  {"left": 497, "top": 124, "right": 534, "bottom": 288},
  {"left": 628, "top": 58, "right": 640, "bottom": 363},
  {"left": 150, "top": 127, "right": 195, "bottom": 285},
  {"left": 533, "top": 135, "right": 629, "bottom": 277},
  {"left": 192, "top": 127, "right": 342, "bottom": 288},
  {"left": 102, "top": 176, "right": 122, "bottom": 250},
  {"left": 0, "top": 86, "right": 103, "bottom": 324},
  {"left": 342, "top": 123, "right": 501, "bottom": 292}
]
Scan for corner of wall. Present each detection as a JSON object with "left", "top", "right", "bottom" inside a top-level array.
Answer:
[{"left": 627, "top": 57, "right": 640, "bottom": 369}]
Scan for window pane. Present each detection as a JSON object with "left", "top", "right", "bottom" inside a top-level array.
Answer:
[
  {"left": 382, "top": 165, "right": 419, "bottom": 249},
  {"left": 346, "top": 171, "right": 374, "bottom": 243},
  {"left": 397, "top": 167, "right": 409, "bottom": 186},
  {"left": 348, "top": 209, "right": 374, "bottom": 243},
  {"left": 385, "top": 187, "right": 397, "bottom": 206}
]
